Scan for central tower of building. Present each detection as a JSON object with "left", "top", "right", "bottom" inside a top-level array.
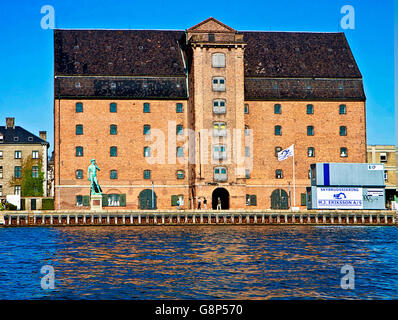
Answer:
[{"left": 186, "top": 18, "right": 248, "bottom": 209}]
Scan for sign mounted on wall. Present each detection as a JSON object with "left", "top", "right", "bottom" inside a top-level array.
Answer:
[{"left": 317, "top": 187, "right": 363, "bottom": 209}]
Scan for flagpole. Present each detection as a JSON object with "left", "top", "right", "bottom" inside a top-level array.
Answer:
[{"left": 293, "top": 145, "right": 296, "bottom": 208}]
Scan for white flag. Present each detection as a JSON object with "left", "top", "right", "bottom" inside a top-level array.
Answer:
[{"left": 278, "top": 145, "right": 294, "bottom": 161}]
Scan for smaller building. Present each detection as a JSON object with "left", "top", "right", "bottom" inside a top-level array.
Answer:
[
  {"left": 307, "top": 163, "right": 385, "bottom": 210},
  {"left": 0, "top": 117, "right": 50, "bottom": 201},
  {"left": 367, "top": 145, "right": 397, "bottom": 208}
]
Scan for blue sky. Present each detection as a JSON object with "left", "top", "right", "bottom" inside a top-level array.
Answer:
[{"left": 0, "top": 0, "right": 395, "bottom": 153}]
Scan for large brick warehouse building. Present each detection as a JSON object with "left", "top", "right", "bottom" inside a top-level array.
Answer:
[{"left": 53, "top": 18, "right": 366, "bottom": 210}]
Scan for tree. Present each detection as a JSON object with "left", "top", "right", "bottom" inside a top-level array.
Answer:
[{"left": 8, "top": 154, "right": 44, "bottom": 197}]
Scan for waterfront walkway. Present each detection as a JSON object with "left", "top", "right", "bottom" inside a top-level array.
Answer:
[{"left": 0, "top": 209, "right": 396, "bottom": 227}]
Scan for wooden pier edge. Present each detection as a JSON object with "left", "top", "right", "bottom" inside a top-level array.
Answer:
[{"left": 0, "top": 210, "right": 397, "bottom": 227}]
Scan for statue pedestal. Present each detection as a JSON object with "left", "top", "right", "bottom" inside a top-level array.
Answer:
[{"left": 90, "top": 194, "right": 102, "bottom": 211}]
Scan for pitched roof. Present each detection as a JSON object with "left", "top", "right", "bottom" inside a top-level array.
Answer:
[
  {"left": 54, "top": 29, "right": 186, "bottom": 76},
  {"left": 187, "top": 17, "right": 236, "bottom": 33},
  {"left": 0, "top": 126, "right": 49, "bottom": 145},
  {"left": 242, "top": 31, "right": 361, "bottom": 78}
]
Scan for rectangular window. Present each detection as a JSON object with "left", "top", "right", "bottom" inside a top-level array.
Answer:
[
  {"left": 76, "top": 146, "right": 83, "bottom": 157},
  {"left": 0, "top": 150, "right": 3, "bottom": 158},
  {"left": 245, "top": 169, "right": 250, "bottom": 179},
  {"left": 276, "top": 169, "right": 283, "bottom": 179},
  {"left": 339, "top": 104, "right": 346, "bottom": 114},
  {"left": 32, "top": 151, "right": 39, "bottom": 159},
  {"left": 176, "top": 125, "right": 183, "bottom": 135},
  {"left": 176, "top": 103, "right": 183, "bottom": 113},
  {"left": 76, "top": 102, "right": 83, "bottom": 113},
  {"left": 339, "top": 126, "right": 347, "bottom": 136},
  {"left": 14, "top": 166, "right": 22, "bottom": 178},
  {"left": 380, "top": 153, "right": 387, "bottom": 162},
  {"left": 177, "top": 170, "right": 184, "bottom": 179},
  {"left": 32, "top": 166, "right": 39, "bottom": 178},
  {"left": 244, "top": 104, "right": 249, "bottom": 114},
  {"left": 0, "top": 185, "right": 2, "bottom": 196},
  {"left": 108, "top": 194, "right": 120, "bottom": 207},
  {"left": 307, "top": 126, "right": 314, "bottom": 136},
  {"left": 144, "top": 147, "right": 151, "bottom": 157},
  {"left": 15, "top": 151, "right": 22, "bottom": 159},
  {"left": 245, "top": 146, "right": 250, "bottom": 157},
  {"left": 384, "top": 170, "right": 388, "bottom": 181},
  {"left": 177, "top": 147, "right": 184, "bottom": 157},
  {"left": 144, "top": 170, "right": 151, "bottom": 179},
  {"left": 110, "top": 103, "right": 117, "bottom": 113},
  {"left": 14, "top": 185, "right": 21, "bottom": 195},
  {"left": 275, "top": 147, "right": 282, "bottom": 157},
  {"left": 76, "top": 170, "right": 83, "bottom": 179},
  {"left": 246, "top": 195, "right": 257, "bottom": 206},
  {"left": 308, "top": 147, "right": 315, "bottom": 157},
  {"left": 0, "top": 166, "right": 3, "bottom": 179},
  {"left": 110, "top": 146, "right": 117, "bottom": 157},
  {"left": 212, "top": 53, "right": 226, "bottom": 68},
  {"left": 76, "top": 125, "right": 83, "bottom": 135},
  {"left": 275, "top": 126, "right": 282, "bottom": 136},
  {"left": 143, "top": 125, "right": 151, "bottom": 135},
  {"left": 274, "top": 104, "right": 281, "bottom": 114},
  {"left": 307, "top": 104, "right": 314, "bottom": 114},
  {"left": 213, "top": 100, "right": 226, "bottom": 114},
  {"left": 143, "top": 103, "right": 150, "bottom": 113},
  {"left": 110, "top": 170, "right": 118, "bottom": 179},
  {"left": 212, "top": 77, "right": 226, "bottom": 91},
  {"left": 110, "top": 125, "right": 117, "bottom": 135},
  {"left": 340, "top": 147, "right": 348, "bottom": 157},
  {"left": 76, "top": 195, "right": 83, "bottom": 207},
  {"left": 301, "top": 193, "right": 307, "bottom": 206}
]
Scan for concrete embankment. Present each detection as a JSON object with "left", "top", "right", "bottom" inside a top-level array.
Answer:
[{"left": 0, "top": 210, "right": 396, "bottom": 227}]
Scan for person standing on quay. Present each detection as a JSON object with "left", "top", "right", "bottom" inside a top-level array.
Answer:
[
  {"left": 203, "top": 197, "right": 207, "bottom": 209},
  {"left": 217, "top": 197, "right": 222, "bottom": 210},
  {"left": 197, "top": 198, "right": 201, "bottom": 210}
]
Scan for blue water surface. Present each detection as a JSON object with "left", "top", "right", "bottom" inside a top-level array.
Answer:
[{"left": 0, "top": 226, "right": 397, "bottom": 299}]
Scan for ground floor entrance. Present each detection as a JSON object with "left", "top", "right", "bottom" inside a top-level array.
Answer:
[
  {"left": 139, "top": 189, "right": 157, "bottom": 210},
  {"left": 212, "top": 187, "right": 230, "bottom": 210},
  {"left": 270, "top": 189, "right": 289, "bottom": 209}
]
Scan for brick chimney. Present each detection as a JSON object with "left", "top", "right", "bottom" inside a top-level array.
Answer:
[
  {"left": 6, "top": 117, "right": 15, "bottom": 129},
  {"left": 39, "top": 131, "right": 47, "bottom": 141}
]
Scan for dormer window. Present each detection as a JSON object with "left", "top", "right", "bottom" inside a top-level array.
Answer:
[
  {"left": 14, "top": 137, "right": 19, "bottom": 142},
  {"left": 28, "top": 137, "right": 33, "bottom": 142}
]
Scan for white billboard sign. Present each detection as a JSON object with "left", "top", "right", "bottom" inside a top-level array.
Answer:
[{"left": 317, "top": 187, "right": 363, "bottom": 209}]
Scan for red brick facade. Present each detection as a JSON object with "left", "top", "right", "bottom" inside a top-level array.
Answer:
[{"left": 54, "top": 18, "right": 366, "bottom": 210}]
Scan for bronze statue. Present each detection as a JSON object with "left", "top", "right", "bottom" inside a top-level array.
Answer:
[{"left": 88, "top": 159, "right": 102, "bottom": 195}]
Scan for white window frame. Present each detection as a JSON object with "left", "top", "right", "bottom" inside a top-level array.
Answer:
[
  {"left": 380, "top": 153, "right": 387, "bottom": 162},
  {"left": 213, "top": 145, "right": 227, "bottom": 160},
  {"left": 212, "top": 53, "right": 226, "bottom": 68},
  {"left": 213, "top": 99, "right": 226, "bottom": 114},
  {"left": 213, "top": 122, "right": 227, "bottom": 137},
  {"left": 14, "top": 185, "right": 21, "bottom": 196},
  {"left": 32, "top": 151, "right": 39, "bottom": 159},
  {"left": 212, "top": 77, "right": 226, "bottom": 92},
  {"left": 15, "top": 150, "right": 22, "bottom": 159},
  {"left": 214, "top": 166, "right": 227, "bottom": 181}
]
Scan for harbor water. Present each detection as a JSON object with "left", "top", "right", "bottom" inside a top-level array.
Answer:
[{"left": 0, "top": 225, "right": 397, "bottom": 299}]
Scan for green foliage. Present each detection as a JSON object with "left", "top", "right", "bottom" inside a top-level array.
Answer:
[
  {"left": 8, "top": 155, "right": 44, "bottom": 197},
  {"left": 6, "top": 203, "right": 17, "bottom": 210},
  {"left": 42, "top": 198, "right": 54, "bottom": 210}
]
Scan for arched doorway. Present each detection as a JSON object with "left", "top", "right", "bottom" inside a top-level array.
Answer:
[
  {"left": 212, "top": 188, "right": 230, "bottom": 210},
  {"left": 270, "top": 189, "right": 289, "bottom": 209},
  {"left": 139, "top": 189, "right": 157, "bottom": 209}
]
